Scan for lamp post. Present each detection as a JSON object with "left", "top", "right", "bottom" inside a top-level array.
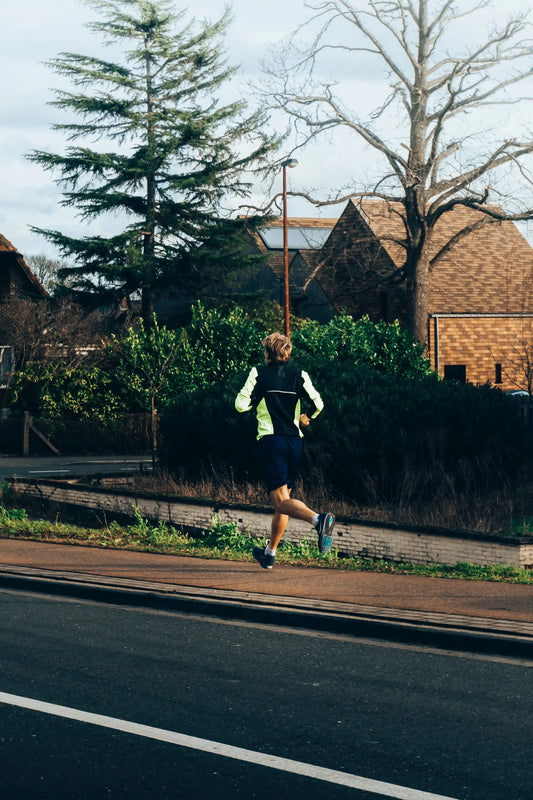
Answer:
[{"left": 281, "top": 157, "right": 298, "bottom": 338}]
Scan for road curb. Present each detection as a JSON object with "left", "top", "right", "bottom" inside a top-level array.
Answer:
[{"left": 1, "top": 565, "right": 532, "bottom": 659}]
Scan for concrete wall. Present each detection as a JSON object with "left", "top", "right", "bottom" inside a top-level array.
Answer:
[{"left": 8, "top": 477, "right": 533, "bottom": 570}]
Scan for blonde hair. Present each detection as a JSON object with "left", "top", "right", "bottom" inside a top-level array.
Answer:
[{"left": 262, "top": 332, "right": 292, "bottom": 363}]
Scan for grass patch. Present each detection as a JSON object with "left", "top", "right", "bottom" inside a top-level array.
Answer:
[{"left": 0, "top": 504, "right": 531, "bottom": 584}]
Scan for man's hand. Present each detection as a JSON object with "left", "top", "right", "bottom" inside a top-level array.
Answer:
[{"left": 299, "top": 413, "right": 311, "bottom": 428}]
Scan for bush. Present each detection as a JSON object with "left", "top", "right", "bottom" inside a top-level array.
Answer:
[
  {"left": 160, "top": 375, "right": 258, "bottom": 480},
  {"left": 171, "top": 301, "right": 263, "bottom": 393},
  {"left": 11, "top": 300, "right": 531, "bottom": 514},
  {"left": 9, "top": 362, "right": 125, "bottom": 421},
  {"left": 160, "top": 308, "right": 531, "bottom": 508},
  {"left": 300, "top": 366, "right": 528, "bottom": 505},
  {"left": 291, "top": 312, "right": 433, "bottom": 378}
]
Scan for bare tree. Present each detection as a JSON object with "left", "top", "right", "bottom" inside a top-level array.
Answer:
[
  {"left": 0, "top": 297, "right": 104, "bottom": 371},
  {"left": 261, "top": 0, "right": 533, "bottom": 346},
  {"left": 25, "top": 254, "right": 72, "bottom": 296},
  {"left": 497, "top": 334, "right": 533, "bottom": 394}
]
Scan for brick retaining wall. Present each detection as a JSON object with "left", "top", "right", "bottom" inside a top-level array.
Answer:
[{"left": 7, "top": 477, "right": 533, "bottom": 569}]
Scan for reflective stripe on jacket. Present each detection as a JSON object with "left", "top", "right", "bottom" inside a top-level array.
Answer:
[{"left": 235, "top": 363, "right": 323, "bottom": 439}]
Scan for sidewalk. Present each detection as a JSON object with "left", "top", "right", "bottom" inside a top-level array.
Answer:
[{"left": 1, "top": 538, "right": 532, "bottom": 655}]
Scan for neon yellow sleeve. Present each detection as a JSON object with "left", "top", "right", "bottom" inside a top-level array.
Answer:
[
  {"left": 235, "top": 367, "right": 258, "bottom": 413},
  {"left": 302, "top": 370, "right": 324, "bottom": 418}
]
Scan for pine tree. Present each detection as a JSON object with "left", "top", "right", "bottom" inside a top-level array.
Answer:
[{"left": 29, "top": 0, "right": 275, "bottom": 325}]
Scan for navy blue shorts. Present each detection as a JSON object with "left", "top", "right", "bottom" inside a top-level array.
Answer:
[{"left": 257, "top": 434, "right": 303, "bottom": 493}]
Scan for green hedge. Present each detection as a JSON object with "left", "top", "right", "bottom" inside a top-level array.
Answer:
[
  {"left": 8, "top": 302, "right": 531, "bottom": 503},
  {"left": 160, "top": 363, "right": 529, "bottom": 504},
  {"left": 158, "top": 310, "right": 530, "bottom": 503}
]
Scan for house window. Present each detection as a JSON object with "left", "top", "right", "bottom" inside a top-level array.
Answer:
[
  {"left": 444, "top": 364, "right": 466, "bottom": 383},
  {"left": 494, "top": 363, "right": 502, "bottom": 384}
]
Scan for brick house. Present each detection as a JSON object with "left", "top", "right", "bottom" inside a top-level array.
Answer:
[
  {"left": 250, "top": 201, "right": 533, "bottom": 392},
  {"left": 0, "top": 234, "right": 49, "bottom": 388},
  {"left": 242, "top": 216, "right": 337, "bottom": 322},
  {"left": 0, "top": 234, "right": 48, "bottom": 301}
]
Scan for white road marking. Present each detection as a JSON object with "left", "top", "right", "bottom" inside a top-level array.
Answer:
[
  {"left": 0, "top": 691, "right": 460, "bottom": 799},
  {"left": 28, "top": 470, "right": 70, "bottom": 474}
]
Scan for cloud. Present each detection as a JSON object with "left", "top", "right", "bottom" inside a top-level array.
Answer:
[{"left": 2, "top": 0, "right": 533, "bottom": 258}]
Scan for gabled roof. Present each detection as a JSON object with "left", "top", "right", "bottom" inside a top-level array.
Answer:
[
  {"left": 312, "top": 201, "right": 402, "bottom": 315},
  {"left": 249, "top": 200, "right": 533, "bottom": 320},
  {"left": 317, "top": 200, "right": 533, "bottom": 315},
  {"left": 253, "top": 217, "right": 337, "bottom": 281},
  {"left": 289, "top": 249, "right": 324, "bottom": 296},
  {"left": 0, "top": 234, "right": 49, "bottom": 298}
]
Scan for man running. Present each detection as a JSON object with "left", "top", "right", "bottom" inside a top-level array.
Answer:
[{"left": 235, "top": 332, "right": 335, "bottom": 569}]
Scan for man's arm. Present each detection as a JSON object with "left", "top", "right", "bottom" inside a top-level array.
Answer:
[
  {"left": 235, "top": 367, "right": 259, "bottom": 413},
  {"left": 301, "top": 370, "right": 324, "bottom": 420}
]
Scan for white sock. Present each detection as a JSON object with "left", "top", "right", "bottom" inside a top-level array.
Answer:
[
  {"left": 312, "top": 514, "right": 319, "bottom": 528},
  {"left": 265, "top": 545, "right": 276, "bottom": 556}
]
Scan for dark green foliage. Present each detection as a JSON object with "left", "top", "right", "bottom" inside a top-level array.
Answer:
[
  {"left": 159, "top": 308, "right": 530, "bottom": 506},
  {"left": 9, "top": 362, "right": 124, "bottom": 421},
  {"left": 300, "top": 367, "right": 527, "bottom": 506},
  {"left": 290, "top": 313, "right": 433, "bottom": 379},
  {"left": 10, "top": 301, "right": 262, "bottom": 421},
  {"left": 10, "top": 302, "right": 530, "bottom": 507},
  {"left": 28, "top": 0, "right": 276, "bottom": 323},
  {"left": 159, "top": 374, "right": 258, "bottom": 480},
  {"left": 159, "top": 303, "right": 261, "bottom": 477},
  {"left": 172, "top": 302, "right": 264, "bottom": 391}
]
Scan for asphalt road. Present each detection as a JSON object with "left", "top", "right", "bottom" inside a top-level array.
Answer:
[
  {"left": 0, "top": 455, "right": 153, "bottom": 479},
  {"left": 1, "top": 588, "right": 531, "bottom": 800}
]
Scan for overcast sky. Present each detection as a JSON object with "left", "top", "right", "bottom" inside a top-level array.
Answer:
[{"left": 1, "top": 0, "right": 532, "bottom": 261}]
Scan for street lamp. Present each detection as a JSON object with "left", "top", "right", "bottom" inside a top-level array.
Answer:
[{"left": 281, "top": 157, "right": 298, "bottom": 338}]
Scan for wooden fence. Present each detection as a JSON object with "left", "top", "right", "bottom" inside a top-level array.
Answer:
[{"left": 0, "top": 413, "right": 152, "bottom": 456}]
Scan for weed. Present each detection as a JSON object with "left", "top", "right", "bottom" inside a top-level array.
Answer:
[
  {"left": 0, "top": 504, "right": 28, "bottom": 522},
  {"left": 129, "top": 505, "right": 151, "bottom": 537},
  {"left": 0, "top": 503, "right": 531, "bottom": 583},
  {"left": 145, "top": 521, "right": 186, "bottom": 547},
  {"left": 201, "top": 516, "right": 258, "bottom": 552}
]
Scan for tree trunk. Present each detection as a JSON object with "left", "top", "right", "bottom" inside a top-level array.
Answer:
[
  {"left": 150, "top": 393, "right": 158, "bottom": 471},
  {"left": 405, "top": 242, "right": 431, "bottom": 350},
  {"left": 141, "top": 210, "right": 156, "bottom": 327},
  {"left": 404, "top": 185, "right": 430, "bottom": 348},
  {"left": 141, "top": 283, "right": 155, "bottom": 328},
  {"left": 143, "top": 49, "right": 157, "bottom": 329}
]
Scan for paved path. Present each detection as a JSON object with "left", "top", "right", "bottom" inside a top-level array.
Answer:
[
  {"left": 2, "top": 456, "right": 532, "bottom": 651},
  {"left": 1, "top": 538, "right": 532, "bottom": 632}
]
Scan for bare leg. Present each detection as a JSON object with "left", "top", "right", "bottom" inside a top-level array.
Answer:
[
  {"left": 268, "top": 485, "right": 315, "bottom": 550},
  {"left": 269, "top": 489, "right": 290, "bottom": 550}
]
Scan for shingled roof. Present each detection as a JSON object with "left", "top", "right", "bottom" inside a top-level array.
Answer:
[
  {"left": 426, "top": 207, "right": 533, "bottom": 314},
  {"left": 314, "top": 200, "right": 533, "bottom": 317}
]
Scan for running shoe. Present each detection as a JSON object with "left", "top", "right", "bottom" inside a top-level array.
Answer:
[
  {"left": 315, "top": 512, "right": 335, "bottom": 554},
  {"left": 252, "top": 546, "right": 275, "bottom": 569}
]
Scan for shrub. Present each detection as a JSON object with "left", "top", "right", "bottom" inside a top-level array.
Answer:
[
  {"left": 9, "top": 362, "right": 125, "bottom": 421},
  {"left": 300, "top": 366, "right": 528, "bottom": 505},
  {"left": 161, "top": 308, "right": 530, "bottom": 508}
]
